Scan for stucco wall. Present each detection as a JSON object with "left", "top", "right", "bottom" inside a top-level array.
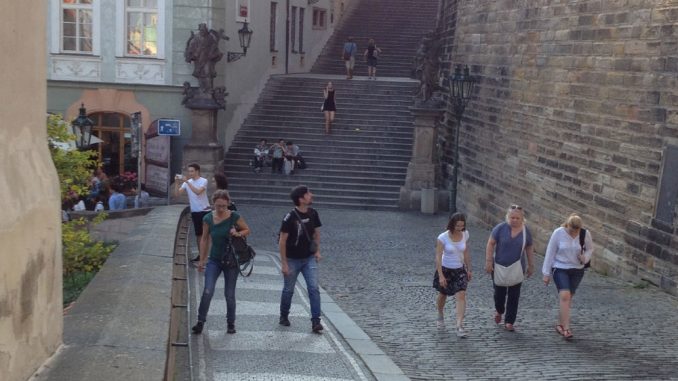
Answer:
[
  {"left": 438, "top": 0, "right": 678, "bottom": 294},
  {"left": 0, "top": 1, "right": 64, "bottom": 380}
]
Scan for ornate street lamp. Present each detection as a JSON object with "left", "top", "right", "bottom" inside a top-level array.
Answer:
[
  {"left": 71, "top": 103, "right": 94, "bottom": 149},
  {"left": 227, "top": 22, "right": 253, "bottom": 62},
  {"left": 447, "top": 64, "right": 476, "bottom": 215}
]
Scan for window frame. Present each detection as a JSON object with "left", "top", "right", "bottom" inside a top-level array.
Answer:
[
  {"left": 116, "top": 0, "right": 165, "bottom": 59},
  {"left": 51, "top": 0, "right": 101, "bottom": 55},
  {"left": 270, "top": 2, "right": 277, "bottom": 52},
  {"left": 298, "top": 7, "right": 305, "bottom": 54},
  {"left": 312, "top": 7, "right": 327, "bottom": 30}
]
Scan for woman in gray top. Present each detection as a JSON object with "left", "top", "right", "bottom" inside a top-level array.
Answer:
[{"left": 484, "top": 205, "right": 535, "bottom": 331}]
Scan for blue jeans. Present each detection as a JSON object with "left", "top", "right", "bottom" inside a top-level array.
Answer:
[
  {"left": 280, "top": 257, "right": 321, "bottom": 321},
  {"left": 552, "top": 268, "right": 585, "bottom": 295},
  {"left": 197, "top": 259, "right": 239, "bottom": 324}
]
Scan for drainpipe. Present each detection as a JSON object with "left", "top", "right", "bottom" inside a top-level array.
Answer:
[{"left": 285, "top": 0, "right": 290, "bottom": 73}]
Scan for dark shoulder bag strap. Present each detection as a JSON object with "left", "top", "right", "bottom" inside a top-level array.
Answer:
[
  {"left": 292, "top": 210, "right": 312, "bottom": 242},
  {"left": 579, "top": 228, "right": 590, "bottom": 268}
]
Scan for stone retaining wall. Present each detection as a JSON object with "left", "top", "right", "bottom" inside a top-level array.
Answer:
[{"left": 438, "top": 0, "right": 678, "bottom": 294}]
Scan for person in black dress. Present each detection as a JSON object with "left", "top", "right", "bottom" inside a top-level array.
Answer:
[
  {"left": 322, "top": 82, "right": 336, "bottom": 134},
  {"left": 363, "top": 38, "right": 382, "bottom": 80}
]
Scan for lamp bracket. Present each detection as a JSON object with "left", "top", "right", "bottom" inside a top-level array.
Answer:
[{"left": 227, "top": 51, "right": 246, "bottom": 62}]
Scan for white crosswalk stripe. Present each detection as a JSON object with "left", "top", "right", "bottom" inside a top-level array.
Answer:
[
  {"left": 207, "top": 300, "right": 306, "bottom": 317},
  {"left": 214, "top": 373, "right": 355, "bottom": 381},
  {"left": 206, "top": 330, "right": 336, "bottom": 353}
]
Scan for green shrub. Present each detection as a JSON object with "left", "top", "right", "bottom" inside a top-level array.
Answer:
[
  {"left": 47, "top": 114, "right": 116, "bottom": 305},
  {"left": 61, "top": 213, "right": 115, "bottom": 277},
  {"left": 46, "top": 114, "right": 98, "bottom": 199}
]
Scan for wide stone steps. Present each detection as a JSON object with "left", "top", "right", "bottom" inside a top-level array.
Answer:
[
  {"left": 311, "top": 0, "right": 439, "bottom": 76},
  {"left": 223, "top": 0, "right": 439, "bottom": 209},
  {"left": 224, "top": 74, "right": 417, "bottom": 209}
]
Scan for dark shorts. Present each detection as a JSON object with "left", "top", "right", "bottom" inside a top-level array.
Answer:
[
  {"left": 552, "top": 268, "right": 585, "bottom": 294},
  {"left": 367, "top": 56, "right": 378, "bottom": 67},
  {"left": 191, "top": 211, "right": 210, "bottom": 237},
  {"left": 433, "top": 266, "right": 468, "bottom": 296}
]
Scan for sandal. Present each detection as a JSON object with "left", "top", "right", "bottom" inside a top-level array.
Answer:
[
  {"left": 504, "top": 323, "right": 515, "bottom": 332},
  {"left": 555, "top": 324, "right": 565, "bottom": 336},
  {"left": 563, "top": 329, "right": 573, "bottom": 340}
]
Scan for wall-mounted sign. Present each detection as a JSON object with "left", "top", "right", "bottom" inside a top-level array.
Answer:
[
  {"left": 158, "top": 119, "right": 181, "bottom": 136},
  {"left": 236, "top": 0, "right": 250, "bottom": 22},
  {"left": 144, "top": 119, "right": 171, "bottom": 197}
]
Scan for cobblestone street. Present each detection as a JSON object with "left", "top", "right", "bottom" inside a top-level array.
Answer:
[{"left": 239, "top": 202, "right": 678, "bottom": 380}]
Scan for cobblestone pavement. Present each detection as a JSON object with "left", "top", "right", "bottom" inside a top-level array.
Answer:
[{"left": 237, "top": 202, "right": 678, "bottom": 381}]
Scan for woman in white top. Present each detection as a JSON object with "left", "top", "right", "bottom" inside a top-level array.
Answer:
[
  {"left": 433, "top": 212, "right": 473, "bottom": 337},
  {"left": 542, "top": 214, "right": 593, "bottom": 340}
]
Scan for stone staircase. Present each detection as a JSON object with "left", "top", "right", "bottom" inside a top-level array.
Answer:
[
  {"left": 223, "top": 75, "right": 418, "bottom": 209},
  {"left": 311, "top": 0, "right": 440, "bottom": 78},
  {"left": 222, "top": 0, "right": 439, "bottom": 209}
]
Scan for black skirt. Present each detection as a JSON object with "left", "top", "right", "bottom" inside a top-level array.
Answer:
[{"left": 433, "top": 266, "right": 468, "bottom": 296}]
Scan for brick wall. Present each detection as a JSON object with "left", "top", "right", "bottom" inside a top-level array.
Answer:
[{"left": 438, "top": 0, "right": 678, "bottom": 294}]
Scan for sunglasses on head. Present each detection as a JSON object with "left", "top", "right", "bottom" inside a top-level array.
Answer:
[{"left": 510, "top": 204, "right": 523, "bottom": 210}]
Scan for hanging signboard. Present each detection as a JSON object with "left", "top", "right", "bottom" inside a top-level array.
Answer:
[
  {"left": 143, "top": 119, "right": 171, "bottom": 197},
  {"left": 236, "top": 0, "right": 250, "bottom": 22},
  {"left": 158, "top": 119, "right": 181, "bottom": 136}
]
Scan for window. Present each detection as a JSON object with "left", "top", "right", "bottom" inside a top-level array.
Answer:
[
  {"left": 312, "top": 7, "right": 327, "bottom": 29},
  {"left": 299, "top": 7, "right": 304, "bottom": 53},
  {"left": 291, "top": 6, "right": 297, "bottom": 53},
  {"left": 61, "top": 0, "right": 94, "bottom": 53},
  {"left": 126, "top": 0, "right": 158, "bottom": 56},
  {"left": 270, "top": 2, "right": 277, "bottom": 52}
]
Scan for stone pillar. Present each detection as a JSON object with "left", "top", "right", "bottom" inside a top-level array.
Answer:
[
  {"left": 0, "top": 2, "right": 63, "bottom": 380},
  {"left": 399, "top": 106, "right": 445, "bottom": 211},
  {"left": 182, "top": 107, "right": 224, "bottom": 179}
]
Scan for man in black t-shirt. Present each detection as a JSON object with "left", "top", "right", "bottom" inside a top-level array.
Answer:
[{"left": 278, "top": 185, "right": 323, "bottom": 333}]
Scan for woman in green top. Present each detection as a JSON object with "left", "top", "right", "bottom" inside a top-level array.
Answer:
[{"left": 192, "top": 190, "right": 250, "bottom": 335}]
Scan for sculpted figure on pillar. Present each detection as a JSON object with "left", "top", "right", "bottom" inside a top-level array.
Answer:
[
  {"left": 413, "top": 29, "right": 444, "bottom": 106},
  {"left": 183, "top": 23, "right": 229, "bottom": 109}
]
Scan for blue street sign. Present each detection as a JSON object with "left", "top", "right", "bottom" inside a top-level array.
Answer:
[{"left": 158, "top": 119, "right": 181, "bottom": 136}]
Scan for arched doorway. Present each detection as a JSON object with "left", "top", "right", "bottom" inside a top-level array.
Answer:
[{"left": 90, "top": 112, "right": 137, "bottom": 176}]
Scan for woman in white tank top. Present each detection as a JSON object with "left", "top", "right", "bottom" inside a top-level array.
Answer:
[{"left": 433, "top": 212, "right": 473, "bottom": 337}]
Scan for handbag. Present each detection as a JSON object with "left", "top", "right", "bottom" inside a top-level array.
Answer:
[
  {"left": 220, "top": 215, "right": 256, "bottom": 277},
  {"left": 493, "top": 225, "right": 526, "bottom": 287},
  {"left": 579, "top": 228, "right": 591, "bottom": 269},
  {"left": 231, "top": 235, "right": 256, "bottom": 276},
  {"left": 292, "top": 210, "right": 318, "bottom": 254}
]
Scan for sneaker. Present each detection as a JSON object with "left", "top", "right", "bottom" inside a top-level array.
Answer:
[
  {"left": 436, "top": 316, "right": 445, "bottom": 328},
  {"left": 192, "top": 321, "right": 204, "bottom": 334},
  {"left": 456, "top": 326, "right": 467, "bottom": 338},
  {"left": 227, "top": 323, "right": 236, "bottom": 334},
  {"left": 279, "top": 316, "right": 290, "bottom": 327},
  {"left": 311, "top": 320, "right": 324, "bottom": 333}
]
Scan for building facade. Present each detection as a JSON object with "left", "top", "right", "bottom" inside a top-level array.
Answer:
[{"left": 47, "top": 0, "right": 349, "bottom": 184}]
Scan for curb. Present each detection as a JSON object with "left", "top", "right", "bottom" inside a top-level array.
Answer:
[{"left": 257, "top": 249, "right": 410, "bottom": 381}]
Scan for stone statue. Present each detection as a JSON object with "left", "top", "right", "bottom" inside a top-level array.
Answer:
[
  {"left": 183, "top": 23, "right": 229, "bottom": 109},
  {"left": 413, "top": 29, "right": 445, "bottom": 106}
]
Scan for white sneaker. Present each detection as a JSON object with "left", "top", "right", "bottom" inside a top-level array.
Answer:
[
  {"left": 456, "top": 326, "right": 467, "bottom": 337},
  {"left": 436, "top": 316, "right": 444, "bottom": 328}
]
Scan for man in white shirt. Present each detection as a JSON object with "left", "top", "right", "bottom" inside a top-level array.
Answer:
[{"left": 175, "top": 163, "right": 210, "bottom": 261}]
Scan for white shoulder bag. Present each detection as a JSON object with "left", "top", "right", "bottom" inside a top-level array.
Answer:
[{"left": 493, "top": 225, "right": 526, "bottom": 287}]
